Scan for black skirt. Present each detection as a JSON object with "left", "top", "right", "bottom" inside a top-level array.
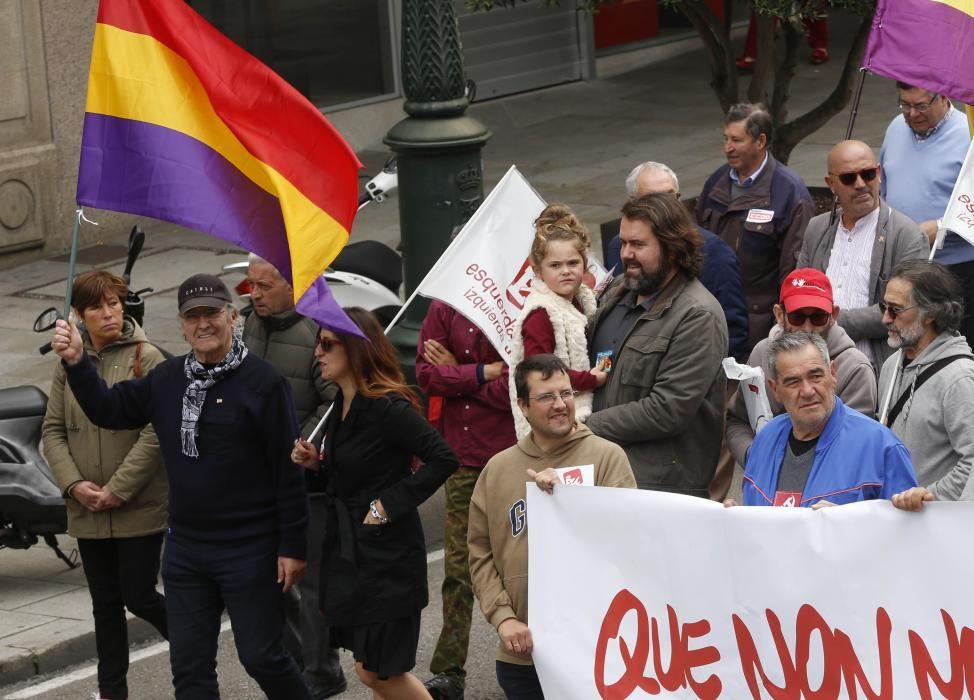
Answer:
[{"left": 329, "top": 611, "right": 422, "bottom": 679}]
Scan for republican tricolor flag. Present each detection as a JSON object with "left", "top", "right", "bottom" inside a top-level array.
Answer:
[{"left": 77, "top": 0, "right": 364, "bottom": 336}]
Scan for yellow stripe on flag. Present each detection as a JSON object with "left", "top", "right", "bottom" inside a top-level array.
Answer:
[{"left": 86, "top": 24, "right": 347, "bottom": 299}]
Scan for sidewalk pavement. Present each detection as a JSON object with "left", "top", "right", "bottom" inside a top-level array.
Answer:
[{"left": 0, "top": 12, "right": 900, "bottom": 688}]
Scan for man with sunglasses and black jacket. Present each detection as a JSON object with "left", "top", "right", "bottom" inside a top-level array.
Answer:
[
  {"left": 797, "top": 140, "right": 928, "bottom": 369},
  {"left": 726, "top": 268, "right": 877, "bottom": 467}
]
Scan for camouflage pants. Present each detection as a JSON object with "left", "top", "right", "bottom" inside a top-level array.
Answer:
[{"left": 430, "top": 466, "right": 481, "bottom": 682}]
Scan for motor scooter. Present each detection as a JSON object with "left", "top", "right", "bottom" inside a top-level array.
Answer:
[{"left": 224, "top": 157, "right": 403, "bottom": 327}]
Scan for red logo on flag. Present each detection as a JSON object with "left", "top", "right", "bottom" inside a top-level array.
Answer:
[{"left": 505, "top": 257, "right": 534, "bottom": 310}]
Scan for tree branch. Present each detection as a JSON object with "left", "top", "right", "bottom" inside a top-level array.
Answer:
[
  {"left": 774, "top": 12, "right": 873, "bottom": 163},
  {"left": 747, "top": 14, "right": 776, "bottom": 105},
  {"left": 675, "top": 0, "right": 739, "bottom": 111}
]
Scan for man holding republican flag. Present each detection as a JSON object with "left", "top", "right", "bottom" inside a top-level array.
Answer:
[{"left": 67, "top": 0, "right": 364, "bottom": 697}]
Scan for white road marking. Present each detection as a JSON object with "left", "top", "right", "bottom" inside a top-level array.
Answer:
[
  {"left": 3, "top": 621, "right": 233, "bottom": 699},
  {"left": 5, "top": 550, "right": 446, "bottom": 698}
]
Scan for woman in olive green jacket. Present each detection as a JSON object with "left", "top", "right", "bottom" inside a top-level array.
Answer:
[{"left": 42, "top": 270, "right": 168, "bottom": 700}]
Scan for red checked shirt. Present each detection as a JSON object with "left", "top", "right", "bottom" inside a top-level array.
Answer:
[{"left": 416, "top": 301, "right": 517, "bottom": 468}]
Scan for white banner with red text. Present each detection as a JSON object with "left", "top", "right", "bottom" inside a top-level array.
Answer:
[
  {"left": 939, "top": 137, "right": 974, "bottom": 249},
  {"left": 527, "top": 487, "right": 974, "bottom": 699}
]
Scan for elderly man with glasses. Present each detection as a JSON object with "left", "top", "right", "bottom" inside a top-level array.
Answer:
[
  {"left": 880, "top": 82, "right": 974, "bottom": 350},
  {"left": 798, "top": 140, "right": 929, "bottom": 369},
  {"left": 726, "top": 268, "right": 877, "bottom": 467}
]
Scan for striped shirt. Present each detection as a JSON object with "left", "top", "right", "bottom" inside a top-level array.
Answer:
[{"left": 826, "top": 207, "right": 880, "bottom": 362}]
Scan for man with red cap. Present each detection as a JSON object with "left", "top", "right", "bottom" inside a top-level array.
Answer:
[{"left": 726, "top": 268, "right": 877, "bottom": 467}]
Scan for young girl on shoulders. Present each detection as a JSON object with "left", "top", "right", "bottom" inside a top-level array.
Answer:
[{"left": 509, "top": 204, "right": 608, "bottom": 438}]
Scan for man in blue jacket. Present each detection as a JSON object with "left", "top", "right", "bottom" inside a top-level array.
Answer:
[
  {"left": 742, "top": 331, "right": 916, "bottom": 507},
  {"left": 604, "top": 161, "right": 749, "bottom": 360}
]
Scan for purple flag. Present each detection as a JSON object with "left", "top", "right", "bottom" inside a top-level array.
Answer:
[
  {"left": 864, "top": 0, "right": 974, "bottom": 104},
  {"left": 295, "top": 275, "right": 366, "bottom": 338}
]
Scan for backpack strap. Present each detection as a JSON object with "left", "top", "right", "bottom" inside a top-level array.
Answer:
[{"left": 885, "top": 355, "right": 970, "bottom": 426}]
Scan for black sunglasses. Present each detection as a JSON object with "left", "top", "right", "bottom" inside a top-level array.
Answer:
[
  {"left": 879, "top": 302, "right": 917, "bottom": 320},
  {"left": 835, "top": 167, "right": 879, "bottom": 187},
  {"left": 785, "top": 309, "right": 831, "bottom": 327},
  {"left": 318, "top": 337, "right": 344, "bottom": 352}
]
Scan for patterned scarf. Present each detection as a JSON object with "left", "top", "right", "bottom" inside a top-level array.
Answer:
[{"left": 180, "top": 333, "right": 248, "bottom": 457}]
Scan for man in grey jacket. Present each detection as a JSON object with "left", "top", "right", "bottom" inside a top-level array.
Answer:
[
  {"left": 242, "top": 255, "right": 345, "bottom": 698},
  {"left": 880, "top": 261, "right": 974, "bottom": 510},
  {"left": 587, "top": 194, "right": 728, "bottom": 497},
  {"left": 797, "top": 140, "right": 928, "bottom": 369},
  {"left": 726, "top": 268, "right": 877, "bottom": 466}
]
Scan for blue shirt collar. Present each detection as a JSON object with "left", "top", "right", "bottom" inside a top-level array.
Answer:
[{"left": 729, "top": 153, "right": 769, "bottom": 188}]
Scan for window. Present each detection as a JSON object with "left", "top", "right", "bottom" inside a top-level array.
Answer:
[{"left": 188, "top": 0, "right": 398, "bottom": 109}]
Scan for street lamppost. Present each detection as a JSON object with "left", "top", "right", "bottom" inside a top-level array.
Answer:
[{"left": 385, "top": 0, "right": 491, "bottom": 379}]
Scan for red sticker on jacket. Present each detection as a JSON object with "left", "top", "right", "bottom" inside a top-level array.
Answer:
[{"left": 773, "top": 491, "right": 801, "bottom": 507}]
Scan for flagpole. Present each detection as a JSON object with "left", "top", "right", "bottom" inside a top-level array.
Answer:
[
  {"left": 63, "top": 209, "right": 84, "bottom": 319},
  {"left": 829, "top": 68, "right": 869, "bottom": 228}
]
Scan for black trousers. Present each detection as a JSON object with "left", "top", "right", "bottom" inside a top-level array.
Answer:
[
  {"left": 77, "top": 533, "right": 168, "bottom": 700},
  {"left": 161, "top": 530, "right": 312, "bottom": 700},
  {"left": 948, "top": 259, "right": 974, "bottom": 350},
  {"left": 496, "top": 661, "right": 545, "bottom": 700}
]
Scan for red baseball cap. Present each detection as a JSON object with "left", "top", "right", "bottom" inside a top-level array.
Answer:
[{"left": 780, "top": 268, "right": 833, "bottom": 313}]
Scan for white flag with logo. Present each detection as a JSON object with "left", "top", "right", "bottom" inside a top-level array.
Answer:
[
  {"left": 938, "top": 138, "right": 974, "bottom": 248},
  {"left": 414, "top": 166, "right": 546, "bottom": 360}
]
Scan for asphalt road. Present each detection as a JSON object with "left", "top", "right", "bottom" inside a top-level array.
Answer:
[{"left": 1, "top": 490, "right": 509, "bottom": 700}]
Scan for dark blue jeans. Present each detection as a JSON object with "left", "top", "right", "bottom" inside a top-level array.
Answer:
[
  {"left": 496, "top": 661, "right": 545, "bottom": 700},
  {"left": 162, "top": 530, "right": 311, "bottom": 700},
  {"left": 78, "top": 534, "right": 168, "bottom": 700}
]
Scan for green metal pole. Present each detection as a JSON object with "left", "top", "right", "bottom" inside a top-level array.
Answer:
[
  {"left": 63, "top": 209, "right": 83, "bottom": 320},
  {"left": 384, "top": 0, "right": 491, "bottom": 383}
]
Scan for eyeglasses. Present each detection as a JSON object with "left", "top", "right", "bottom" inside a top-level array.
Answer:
[
  {"left": 833, "top": 167, "right": 879, "bottom": 187},
  {"left": 897, "top": 95, "right": 939, "bottom": 113},
  {"left": 785, "top": 309, "right": 831, "bottom": 327},
  {"left": 181, "top": 307, "right": 226, "bottom": 323},
  {"left": 318, "top": 337, "right": 343, "bottom": 352},
  {"left": 526, "top": 389, "right": 577, "bottom": 406},
  {"left": 879, "top": 302, "right": 918, "bottom": 319}
]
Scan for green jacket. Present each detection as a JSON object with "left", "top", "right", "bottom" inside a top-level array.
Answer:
[
  {"left": 42, "top": 318, "right": 168, "bottom": 538},
  {"left": 242, "top": 308, "right": 335, "bottom": 438},
  {"left": 586, "top": 274, "right": 728, "bottom": 497}
]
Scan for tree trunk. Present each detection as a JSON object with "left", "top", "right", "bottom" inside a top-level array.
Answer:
[
  {"left": 772, "top": 13, "right": 874, "bottom": 164},
  {"left": 678, "top": 0, "right": 739, "bottom": 111},
  {"left": 770, "top": 20, "right": 802, "bottom": 132},
  {"left": 747, "top": 14, "right": 776, "bottom": 105}
]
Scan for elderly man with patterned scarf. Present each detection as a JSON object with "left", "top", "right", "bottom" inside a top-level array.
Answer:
[{"left": 51, "top": 273, "right": 312, "bottom": 700}]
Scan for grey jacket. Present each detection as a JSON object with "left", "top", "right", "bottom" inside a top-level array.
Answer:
[
  {"left": 726, "top": 323, "right": 878, "bottom": 466},
  {"left": 797, "top": 201, "right": 929, "bottom": 367},
  {"left": 878, "top": 333, "right": 974, "bottom": 500},
  {"left": 243, "top": 308, "right": 335, "bottom": 438},
  {"left": 586, "top": 274, "right": 728, "bottom": 497}
]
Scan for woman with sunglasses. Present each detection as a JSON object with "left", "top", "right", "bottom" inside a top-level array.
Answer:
[{"left": 292, "top": 307, "right": 458, "bottom": 700}]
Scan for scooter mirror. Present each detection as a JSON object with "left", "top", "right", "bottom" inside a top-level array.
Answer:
[{"left": 33, "top": 307, "right": 61, "bottom": 333}]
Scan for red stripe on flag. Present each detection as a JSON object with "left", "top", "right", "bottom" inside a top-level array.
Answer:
[{"left": 96, "top": 0, "right": 361, "bottom": 230}]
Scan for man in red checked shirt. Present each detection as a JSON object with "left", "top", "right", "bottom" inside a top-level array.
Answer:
[{"left": 417, "top": 300, "right": 517, "bottom": 700}]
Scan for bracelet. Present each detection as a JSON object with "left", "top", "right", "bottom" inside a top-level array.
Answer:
[{"left": 369, "top": 499, "right": 389, "bottom": 524}]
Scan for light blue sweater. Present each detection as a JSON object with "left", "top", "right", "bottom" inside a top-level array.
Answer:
[{"left": 880, "top": 106, "right": 973, "bottom": 265}]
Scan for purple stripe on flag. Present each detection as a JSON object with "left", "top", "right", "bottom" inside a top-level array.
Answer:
[
  {"left": 295, "top": 275, "right": 367, "bottom": 339},
  {"left": 864, "top": 0, "right": 974, "bottom": 105},
  {"left": 76, "top": 113, "right": 293, "bottom": 282}
]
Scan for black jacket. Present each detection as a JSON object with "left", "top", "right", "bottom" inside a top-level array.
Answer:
[
  {"left": 65, "top": 352, "right": 308, "bottom": 559},
  {"left": 316, "top": 390, "right": 458, "bottom": 627}
]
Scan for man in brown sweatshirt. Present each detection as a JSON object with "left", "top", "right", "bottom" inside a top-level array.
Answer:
[{"left": 468, "top": 354, "right": 636, "bottom": 699}]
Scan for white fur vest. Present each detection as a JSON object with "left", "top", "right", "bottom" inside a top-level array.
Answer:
[{"left": 508, "top": 281, "right": 597, "bottom": 439}]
